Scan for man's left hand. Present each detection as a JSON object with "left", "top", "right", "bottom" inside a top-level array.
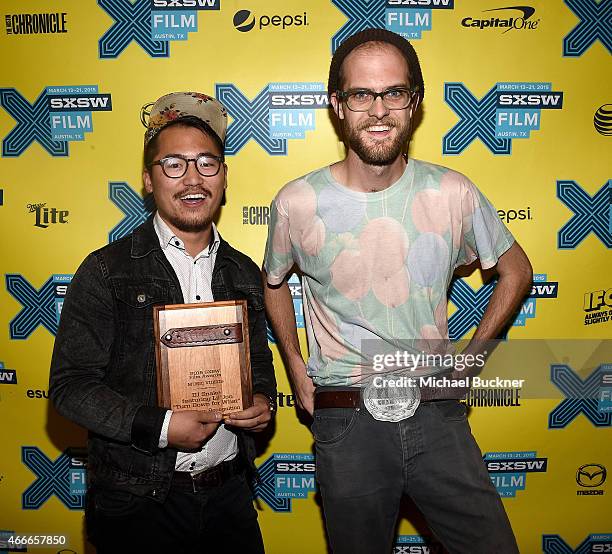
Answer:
[{"left": 224, "top": 393, "right": 273, "bottom": 432}]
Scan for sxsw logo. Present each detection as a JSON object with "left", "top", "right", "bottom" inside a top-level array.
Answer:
[
  {"left": 253, "top": 453, "right": 316, "bottom": 512},
  {"left": 215, "top": 82, "right": 328, "bottom": 156},
  {"left": 514, "top": 273, "right": 558, "bottom": 327},
  {"left": 98, "top": 0, "right": 219, "bottom": 59},
  {"left": 394, "top": 535, "right": 443, "bottom": 553},
  {"left": 267, "top": 274, "right": 304, "bottom": 343},
  {"left": 443, "top": 82, "right": 563, "bottom": 155},
  {"left": 0, "top": 86, "right": 111, "bottom": 157},
  {"left": 557, "top": 180, "right": 611, "bottom": 249},
  {"left": 563, "top": 0, "right": 611, "bottom": 57},
  {"left": 108, "top": 181, "right": 155, "bottom": 243},
  {"left": 0, "top": 362, "right": 17, "bottom": 385},
  {"left": 448, "top": 273, "right": 556, "bottom": 340},
  {"left": 543, "top": 534, "right": 612, "bottom": 553},
  {"left": 6, "top": 274, "right": 72, "bottom": 339},
  {"left": 22, "top": 447, "right": 87, "bottom": 510},
  {"left": 549, "top": 363, "right": 612, "bottom": 428},
  {"left": 483, "top": 451, "right": 547, "bottom": 497},
  {"left": 331, "top": 0, "right": 453, "bottom": 50}
]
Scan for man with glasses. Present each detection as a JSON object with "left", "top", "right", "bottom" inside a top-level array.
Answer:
[
  {"left": 50, "top": 92, "right": 276, "bottom": 554},
  {"left": 263, "top": 29, "right": 530, "bottom": 553}
]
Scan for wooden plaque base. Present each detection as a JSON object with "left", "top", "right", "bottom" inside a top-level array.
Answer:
[{"left": 153, "top": 300, "right": 252, "bottom": 414}]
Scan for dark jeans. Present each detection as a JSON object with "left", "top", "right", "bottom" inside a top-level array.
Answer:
[
  {"left": 313, "top": 399, "right": 519, "bottom": 554},
  {"left": 87, "top": 472, "right": 264, "bottom": 554}
]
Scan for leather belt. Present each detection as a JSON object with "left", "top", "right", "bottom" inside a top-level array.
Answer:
[
  {"left": 314, "top": 388, "right": 451, "bottom": 409},
  {"left": 172, "top": 457, "right": 242, "bottom": 492},
  {"left": 314, "top": 389, "right": 361, "bottom": 410}
]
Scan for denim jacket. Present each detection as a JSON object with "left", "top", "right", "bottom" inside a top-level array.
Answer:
[{"left": 49, "top": 216, "right": 276, "bottom": 502}]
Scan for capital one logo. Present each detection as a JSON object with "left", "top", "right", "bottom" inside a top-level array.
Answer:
[
  {"left": 6, "top": 274, "right": 71, "bottom": 339},
  {"left": 557, "top": 180, "right": 612, "bottom": 249},
  {"left": 330, "top": 0, "right": 453, "bottom": 51},
  {"left": 253, "top": 453, "right": 316, "bottom": 512},
  {"left": 563, "top": 0, "right": 611, "bottom": 57},
  {"left": 549, "top": 364, "right": 612, "bottom": 428},
  {"left": 448, "top": 273, "right": 555, "bottom": 340},
  {"left": 22, "top": 447, "right": 86, "bottom": 510},
  {"left": 0, "top": 86, "right": 111, "bottom": 157},
  {"left": 543, "top": 534, "right": 612, "bottom": 553},
  {"left": 97, "top": 0, "right": 219, "bottom": 59},
  {"left": 443, "top": 82, "right": 563, "bottom": 155},
  {"left": 215, "top": 82, "right": 328, "bottom": 156},
  {"left": 109, "top": 182, "right": 155, "bottom": 242}
]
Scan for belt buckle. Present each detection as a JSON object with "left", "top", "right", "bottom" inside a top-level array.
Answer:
[{"left": 191, "top": 466, "right": 223, "bottom": 492}]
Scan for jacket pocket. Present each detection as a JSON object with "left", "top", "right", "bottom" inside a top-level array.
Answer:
[{"left": 111, "top": 278, "right": 170, "bottom": 318}]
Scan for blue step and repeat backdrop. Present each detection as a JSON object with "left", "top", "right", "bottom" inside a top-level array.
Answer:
[{"left": 0, "top": 0, "right": 611, "bottom": 553}]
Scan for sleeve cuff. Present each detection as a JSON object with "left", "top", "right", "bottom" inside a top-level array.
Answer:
[{"left": 158, "top": 410, "right": 173, "bottom": 448}]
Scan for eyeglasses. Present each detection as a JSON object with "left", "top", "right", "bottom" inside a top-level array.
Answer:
[
  {"left": 336, "top": 87, "right": 418, "bottom": 112},
  {"left": 148, "top": 154, "right": 224, "bottom": 178}
]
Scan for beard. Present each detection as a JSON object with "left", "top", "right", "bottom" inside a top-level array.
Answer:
[
  {"left": 161, "top": 187, "right": 217, "bottom": 233},
  {"left": 343, "top": 115, "right": 412, "bottom": 166}
]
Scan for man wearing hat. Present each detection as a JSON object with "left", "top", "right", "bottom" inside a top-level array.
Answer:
[
  {"left": 50, "top": 92, "right": 276, "bottom": 554},
  {"left": 263, "top": 29, "right": 531, "bottom": 553}
]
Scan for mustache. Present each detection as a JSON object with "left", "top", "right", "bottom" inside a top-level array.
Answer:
[
  {"left": 173, "top": 186, "right": 213, "bottom": 200},
  {"left": 353, "top": 117, "right": 401, "bottom": 131}
]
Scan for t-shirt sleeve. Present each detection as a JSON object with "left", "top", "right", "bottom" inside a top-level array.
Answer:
[
  {"left": 263, "top": 196, "right": 294, "bottom": 285},
  {"left": 456, "top": 179, "right": 515, "bottom": 270}
]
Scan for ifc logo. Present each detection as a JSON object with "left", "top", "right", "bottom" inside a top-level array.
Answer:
[
  {"left": 594, "top": 104, "right": 612, "bottom": 136},
  {"left": 234, "top": 9, "right": 255, "bottom": 32}
]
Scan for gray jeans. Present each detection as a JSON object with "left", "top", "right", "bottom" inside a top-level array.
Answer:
[{"left": 312, "top": 397, "right": 519, "bottom": 554}]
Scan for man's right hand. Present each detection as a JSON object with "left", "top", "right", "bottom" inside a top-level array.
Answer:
[
  {"left": 167, "top": 411, "right": 222, "bottom": 450},
  {"left": 292, "top": 368, "right": 315, "bottom": 416}
]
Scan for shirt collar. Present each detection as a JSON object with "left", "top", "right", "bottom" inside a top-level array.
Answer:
[{"left": 153, "top": 212, "right": 220, "bottom": 257}]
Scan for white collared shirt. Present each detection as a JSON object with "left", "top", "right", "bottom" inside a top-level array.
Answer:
[{"left": 154, "top": 213, "right": 238, "bottom": 473}]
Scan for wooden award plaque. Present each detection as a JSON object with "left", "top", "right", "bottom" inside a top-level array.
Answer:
[{"left": 153, "top": 300, "right": 252, "bottom": 414}]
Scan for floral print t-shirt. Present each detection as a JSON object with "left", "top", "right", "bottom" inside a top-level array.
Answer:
[{"left": 263, "top": 159, "right": 514, "bottom": 387}]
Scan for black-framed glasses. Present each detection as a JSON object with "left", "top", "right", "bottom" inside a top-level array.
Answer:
[
  {"left": 336, "top": 87, "right": 418, "bottom": 112},
  {"left": 148, "top": 154, "right": 224, "bottom": 178}
]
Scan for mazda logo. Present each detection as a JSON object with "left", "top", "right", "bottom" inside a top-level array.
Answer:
[{"left": 576, "top": 463, "right": 607, "bottom": 487}]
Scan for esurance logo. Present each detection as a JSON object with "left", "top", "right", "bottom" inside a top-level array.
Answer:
[
  {"left": 98, "top": 0, "right": 219, "bottom": 59},
  {"left": 331, "top": 0, "right": 453, "bottom": 50},
  {"left": 484, "top": 451, "right": 547, "bottom": 497},
  {"left": 253, "top": 453, "right": 316, "bottom": 512},
  {"left": 543, "top": 534, "right": 612, "bottom": 553},
  {"left": 563, "top": 0, "right": 611, "bottom": 57},
  {"left": 549, "top": 364, "right": 612, "bottom": 428},
  {"left": 0, "top": 86, "right": 111, "bottom": 157},
  {"left": 22, "top": 447, "right": 87, "bottom": 510},
  {"left": 584, "top": 288, "right": 612, "bottom": 326},
  {"left": 215, "top": 82, "right": 328, "bottom": 156},
  {"left": 447, "top": 273, "right": 555, "bottom": 340},
  {"left": 443, "top": 82, "right": 563, "bottom": 155},
  {"left": 557, "top": 180, "right": 612, "bottom": 249},
  {"left": 233, "top": 9, "right": 308, "bottom": 32},
  {"left": 5, "top": 274, "right": 71, "bottom": 339},
  {"left": 394, "top": 535, "right": 443, "bottom": 554},
  {"left": 461, "top": 6, "right": 539, "bottom": 33}
]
